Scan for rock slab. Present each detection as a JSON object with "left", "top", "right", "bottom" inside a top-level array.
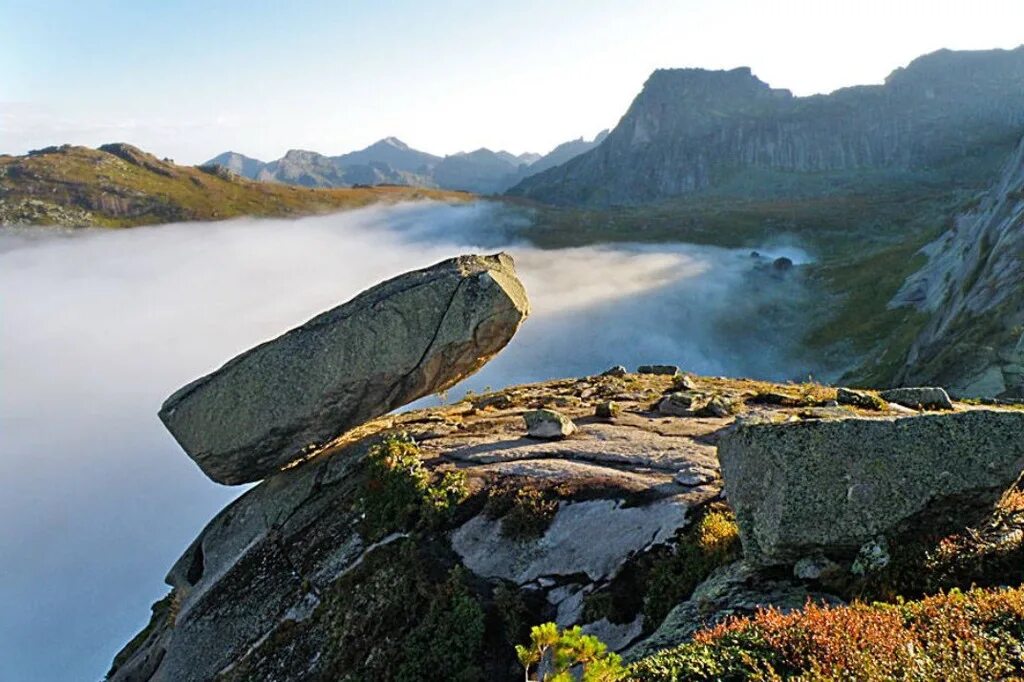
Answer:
[
  {"left": 160, "top": 253, "right": 529, "bottom": 484},
  {"left": 718, "top": 410, "right": 1024, "bottom": 565},
  {"left": 879, "top": 386, "right": 954, "bottom": 410}
]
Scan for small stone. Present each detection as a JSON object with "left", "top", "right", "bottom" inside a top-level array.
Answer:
[
  {"left": 674, "top": 462, "right": 718, "bottom": 486},
  {"left": 638, "top": 364, "right": 680, "bottom": 376},
  {"left": 836, "top": 387, "right": 885, "bottom": 410},
  {"left": 595, "top": 401, "right": 620, "bottom": 420},
  {"left": 601, "top": 365, "right": 628, "bottom": 377},
  {"left": 793, "top": 555, "right": 844, "bottom": 582},
  {"left": 658, "top": 392, "right": 707, "bottom": 416},
  {"left": 695, "top": 396, "right": 734, "bottom": 418},
  {"left": 524, "top": 409, "right": 577, "bottom": 439},
  {"left": 851, "top": 537, "right": 890, "bottom": 575},
  {"left": 878, "top": 387, "right": 954, "bottom": 411},
  {"left": 672, "top": 374, "right": 698, "bottom": 391}
]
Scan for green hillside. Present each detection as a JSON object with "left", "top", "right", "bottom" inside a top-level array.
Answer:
[{"left": 0, "top": 143, "right": 472, "bottom": 228}]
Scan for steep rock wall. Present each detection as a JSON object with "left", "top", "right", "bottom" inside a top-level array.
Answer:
[
  {"left": 509, "top": 48, "right": 1024, "bottom": 206},
  {"left": 894, "top": 136, "right": 1024, "bottom": 397}
]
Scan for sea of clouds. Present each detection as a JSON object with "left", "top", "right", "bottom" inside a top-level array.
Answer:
[{"left": 0, "top": 201, "right": 816, "bottom": 681}]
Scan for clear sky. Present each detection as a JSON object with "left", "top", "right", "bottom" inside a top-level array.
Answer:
[{"left": 2, "top": 0, "right": 1023, "bottom": 164}]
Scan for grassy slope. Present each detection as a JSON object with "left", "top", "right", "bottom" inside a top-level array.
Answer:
[{"left": 0, "top": 144, "right": 472, "bottom": 228}]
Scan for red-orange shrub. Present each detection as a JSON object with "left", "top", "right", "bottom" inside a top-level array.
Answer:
[{"left": 632, "top": 586, "right": 1024, "bottom": 680}]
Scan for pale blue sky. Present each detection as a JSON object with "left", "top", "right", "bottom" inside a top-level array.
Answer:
[{"left": 2, "top": 0, "right": 1023, "bottom": 163}]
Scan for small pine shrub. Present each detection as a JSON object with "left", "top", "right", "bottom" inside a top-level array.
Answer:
[
  {"left": 516, "top": 623, "right": 626, "bottom": 682},
  {"left": 360, "top": 433, "right": 468, "bottom": 540}
]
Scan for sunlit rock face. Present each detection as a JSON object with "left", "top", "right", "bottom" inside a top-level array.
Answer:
[
  {"left": 893, "top": 136, "right": 1024, "bottom": 398},
  {"left": 509, "top": 48, "right": 1024, "bottom": 206},
  {"left": 159, "top": 253, "right": 529, "bottom": 485}
]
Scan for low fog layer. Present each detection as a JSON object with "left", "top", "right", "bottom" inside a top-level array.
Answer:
[{"left": 0, "top": 201, "right": 815, "bottom": 681}]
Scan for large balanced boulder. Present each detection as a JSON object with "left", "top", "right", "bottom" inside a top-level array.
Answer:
[
  {"left": 718, "top": 409, "right": 1024, "bottom": 566},
  {"left": 160, "top": 253, "right": 529, "bottom": 484}
]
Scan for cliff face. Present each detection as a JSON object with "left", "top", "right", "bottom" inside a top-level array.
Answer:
[
  {"left": 893, "top": 136, "right": 1024, "bottom": 397},
  {"left": 508, "top": 48, "right": 1024, "bottom": 206}
]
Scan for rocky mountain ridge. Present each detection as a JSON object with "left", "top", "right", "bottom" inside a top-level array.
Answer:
[
  {"left": 205, "top": 132, "right": 608, "bottom": 194},
  {"left": 509, "top": 47, "right": 1024, "bottom": 206}
]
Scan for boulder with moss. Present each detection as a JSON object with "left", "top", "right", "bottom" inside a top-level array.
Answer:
[
  {"left": 719, "top": 408, "right": 1024, "bottom": 566},
  {"left": 160, "top": 253, "right": 529, "bottom": 485}
]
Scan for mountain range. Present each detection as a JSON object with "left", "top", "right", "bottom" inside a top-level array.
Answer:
[
  {"left": 508, "top": 47, "right": 1024, "bottom": 205},
  {"left": 205, "top": 131, "right": 608, "bottom": 195},
  {"left": 0, "top": 143, "right": 470, "bottom": 227},
  {"left": 213, "top": 47, "right": 1024, "bottom": 207}
]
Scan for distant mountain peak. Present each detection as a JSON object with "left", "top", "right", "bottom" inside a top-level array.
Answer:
[
  {"left": 281, "top": 148, "right": 323, "bottom": 159},
  {"left": 378, "top": 136, "right": 409, "bottom": 149},
  {"left": 203, "top": 151, "right": 267, "bottom": 179},
  {"left": 333, "top": 138, "right": 440, "bottom": 174}
]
